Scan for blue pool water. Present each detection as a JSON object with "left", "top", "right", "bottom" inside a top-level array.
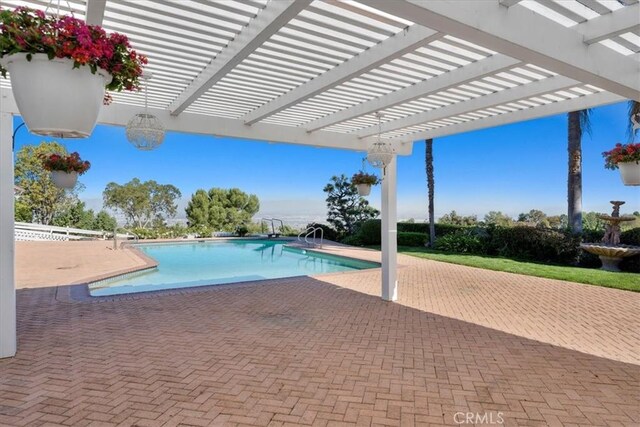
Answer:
[{"left": 89, "top": 240, "right": 378, "bottom": 296}]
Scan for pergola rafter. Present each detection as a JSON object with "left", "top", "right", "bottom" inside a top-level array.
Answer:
[
  {"left": 168, "top": 0, "right": 312, "bottom": 116},
  {"left": 242, "top": 25, "right": 441, "bottom": 125},
  {"left": 304, "top": 54, "right": 521, "bottom": 132},
  {"left": 578, "top": 3, "right": 640, "bottom": 44},
  {"left": 383, "top": 90, "right": 622, "bottom": 142},
  {"left": 84, "top": 0, "right": 106, "bottom": 26},
  {"left": 362, "top": 0, "right": 640, "bottom": 101},
  {"left": 356, "top": 75, "right": 580, "bottom": 138}
]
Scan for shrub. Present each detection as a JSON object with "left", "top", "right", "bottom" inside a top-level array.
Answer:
[
  {"left": 354, "top": 219, "right": 382, "bottom": 245},
  {"left": 397, "top": 232, "right": 427, "bottom": 247},
  {"left": 341, "top": 234, "right": 364, "bottom": 246},
  {"left": 620, "top": 227, "right": 640, "bottom": 273},
  {"left": 236, "top": 224, "right": 249, "bottom": 237},
  {"left": 130, "top": 227, "right": 159, "bottom": 240},
  {"left": 397, "top": 222, "right": 465, "bottom": 236},
  {"left": 305, "top": 223, "right": 338, "bottom": 242},
  {"left": 434, "top": 229, "right": 488, "bottom": 254},
  {"left": 489, "top": 226, "right": 580, "bottom": 264},
  {"left": 621, "top": 227, "right": 640, "bottom": 245},
  {"left": 581, "top": 228, "right": 605, "bottom": 243}
]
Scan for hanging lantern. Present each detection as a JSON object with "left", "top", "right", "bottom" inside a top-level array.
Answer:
[
  {"left": 126, "top": 74, "right": 165, "bottom": 150},
  {"left": 367, "top": 112, "right": 395, "bottom": 169}
]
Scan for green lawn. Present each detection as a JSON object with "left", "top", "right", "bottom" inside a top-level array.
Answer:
[{"left": 392, "top": 246, "right": 639, "bottom": 292}]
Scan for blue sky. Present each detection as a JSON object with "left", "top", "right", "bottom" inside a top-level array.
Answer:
[{"left": 13, "top": 101, "right": 639, "bottom": 225}]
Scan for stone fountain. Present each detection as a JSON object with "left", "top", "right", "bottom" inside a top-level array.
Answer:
[{"left": 580, "top": 201, "right": 640, "bottom": 272}]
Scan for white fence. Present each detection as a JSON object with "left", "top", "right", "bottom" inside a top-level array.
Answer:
[{"left": 14, "top": 222, "right": 135, "bottom": 242}]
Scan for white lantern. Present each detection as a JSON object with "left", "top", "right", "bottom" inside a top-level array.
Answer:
[
  {"left": 367, "top": 112, "right": 395, "bottom": 169},
  {"left": 126, "top": 113, "right": 165, "bottom": 151},
  {"left": 125, "top": 74, "right": 165, "bottom": 151}
]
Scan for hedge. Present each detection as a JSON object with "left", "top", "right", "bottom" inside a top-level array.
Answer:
[
  {"left": 489, "top": 226, "right": 581, "bottom": 264},
  {"left": 342, "top": 219, "right": 640, "bottom": 272},
  {"left": 351, "top": 220, "right": 465, "bottom": 246},
  {"left": 397, "top": 232, "right": 427, "bottom": 247}
]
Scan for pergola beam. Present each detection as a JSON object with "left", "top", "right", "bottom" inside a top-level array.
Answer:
[
  {"left": 363, "top": 0, "right": 640, "bottom": 101},
  {"left": 305, "top": 54, "right": 520, "bottom": 132},
  {"left": 243, "top": 26, "right": 441, "bottom": 125},
  {"left": 85, "top": 0, "right": 106, "bottom": 25},
  {"left": 0, "top": 89, "right": 413, "bottom": 155},
  {"left": 169, "top": 0, "right": 312, "bottom": 116},
  {"left": 385, "top": 91, "right": 622, "bottom": 143},
  {"left": 577, "top": 3, "right": 640, "bottom": 44},
  {"left": 357, "top": 75, "right": 578, "bottom": 138},
  {"left": 499, "top": 0, "right": 523, "bottom": 7}
]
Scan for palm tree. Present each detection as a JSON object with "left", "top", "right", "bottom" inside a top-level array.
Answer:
[
  {"left": 425, "top": 138, "right": 435, "bottom": 246},
  {"left": 567, "top": 109, "right": 591, "bottom": 235}
]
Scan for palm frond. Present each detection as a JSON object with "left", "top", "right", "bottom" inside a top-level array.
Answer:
[
  {"left": 578, "top": 109, "right": 592, "bottom": 137},
  {"left": 628, "top": 100, "right": 640, "bottom": 141}
]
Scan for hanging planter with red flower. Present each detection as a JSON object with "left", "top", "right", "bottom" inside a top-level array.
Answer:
[
  {"left": 41, "top": 152, "right": 90, "bottom": 189},
  {"left": 0, "top": 7, "right": 147, "bottom": 138},
  {"left": 351, "top": 171, "right": 380, "bottom": 197},
  {"left": 602, "top": 143, "right": 640, "bottom": 186}
]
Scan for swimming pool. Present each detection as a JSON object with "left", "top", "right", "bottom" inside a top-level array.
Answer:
[{"left": 89, "top": 240, "right": 378, "bottom": 296}]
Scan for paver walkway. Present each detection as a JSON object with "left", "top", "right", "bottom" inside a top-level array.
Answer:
[{"left": 2, "top": 240, "right": 638, "bottom": 426}]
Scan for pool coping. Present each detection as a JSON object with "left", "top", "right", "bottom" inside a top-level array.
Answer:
[{"left": 64, "top": 238, "right": 385, "bottom": 302}]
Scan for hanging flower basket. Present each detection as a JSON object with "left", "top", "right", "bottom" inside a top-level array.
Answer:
[
  {"left": 351, "top": 171, "right": 379, "bottom": 196},
  {"left": 355, "top": 184, "right": 372, "bottom": 196},
  {"left": 2, "top": 53, "right": 111, "bottom": 138},
  {"left": 0, "top": 7, "right": 147, "bottom": 138},
  {"left": 50, "top": 170, "right": 78, "bottom": 189},
  {"left": 603, "top": 143, "right": 640, "bottom": 186},
  {"left": 41, "top": 152, "right": 90, "bottom": 189},
  {"left": 617, "top": 161, "right": 640, "bottom": 186}
]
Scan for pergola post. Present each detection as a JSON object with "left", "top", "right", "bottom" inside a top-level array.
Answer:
[
  {"left": 381, "top": 155, "right": 398, "bottom": 302},
  {"left": 0, "top": 112, "right": 16, "bottom": 358}
]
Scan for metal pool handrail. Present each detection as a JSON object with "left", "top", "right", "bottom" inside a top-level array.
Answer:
[{"left": 298, "top": 226, "right": 323, "bottom": 248}]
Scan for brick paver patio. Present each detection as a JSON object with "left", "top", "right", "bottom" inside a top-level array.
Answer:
[{"left": 2, "top": 240, "right": 639, "bottom": 426}]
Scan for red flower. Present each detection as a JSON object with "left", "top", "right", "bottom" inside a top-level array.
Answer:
[{"left": 0, "top": 6, "right": 146, "bottom": 102}]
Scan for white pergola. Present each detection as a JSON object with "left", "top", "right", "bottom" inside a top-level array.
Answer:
[{"left": 1, "top": 0, "right": 638, "bottom": 358}]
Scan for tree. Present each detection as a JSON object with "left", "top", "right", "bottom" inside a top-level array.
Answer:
[
  {"left": 517, "top": 209, "right": 549, "bottom": 227},
  {"left": 103, "top": 178, "right": 181, "bottom": 228},
  {"left": 484, "top": 211, "right": 513, "bottom": 227},
  {"left": 547, "top": 214, "right": 568, "bottom": 229},
  {"left": 582, "top": 211, "right": 606, "bottom": 231},
  {"left": 14, "top": 141, "right": 78, "bottom": 224},
  {"left": 425, "top": 138, "right": 436, "bottom": 247},
  {"left": 52, "top": 200, "right": 95, "bottom": 229},
  {"left": 438, "top": 210, "right": 477, "bottom": 226},
  {"left": 93, "top": 210, "right": 117, "bottom": 232},
  {"left": 323, "top": 174, "right": 379, "bottom": 237},
  {"left": 14, "top": 199, "right": 32, "bottom": 222},
  {"left": 567, "top": 109, "right": 590, "bottom": 234},
  {"left": 185, "top": 189, "right": 209, "bottom": 228},
  {"left": 185, "top": 187, "right": 259, "bottom": 232}
]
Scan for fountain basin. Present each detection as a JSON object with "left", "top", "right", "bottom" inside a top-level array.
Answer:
[{"left": 580, "top": 243, "right": 640, "bottom": 272}]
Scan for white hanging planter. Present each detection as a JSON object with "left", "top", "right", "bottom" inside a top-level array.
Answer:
[
  {"left": 0, "top": 53, "right": 112, "bottom": 138},
  {"left": 50, "top": 171, "right": 78, "bottom": 189},
  {"left": 618, "top": 161, "right": 640, "bottom": 186},
  {"left": 356, "top": 184, "right": 372, "bottom": 196}
]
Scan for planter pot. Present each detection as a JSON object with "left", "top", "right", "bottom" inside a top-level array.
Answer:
[
  {"left": 50, "top": 171, "right": 78, "bottom": 189},
  {"left": 618, "top": 161, "right": 640, "bottom": 186},
  {"left": 356, "top": 183, "right": 372, "bottom": 196},
  {"left": 0, "top": 53, "right": 112, "bottom": 138}
]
